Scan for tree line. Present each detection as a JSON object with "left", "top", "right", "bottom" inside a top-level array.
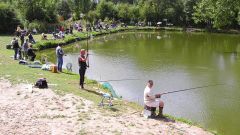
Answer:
[{"left": 0, "top": 0, "right": 239, "bottom": 33}]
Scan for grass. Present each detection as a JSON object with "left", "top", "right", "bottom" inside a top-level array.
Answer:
[
  {"left": 0, "top": 31, "right": 216, "bottom": 134},
  {"left": 9, "top": 26, "right": 189, "bottom": 51},
  {"left": 0, "top": 34, "right": 142, "bottom": 113}
]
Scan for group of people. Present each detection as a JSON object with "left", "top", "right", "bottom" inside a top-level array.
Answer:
[
  {"left": 16, "top": 25, "right": 36, "bottom": 44},
  {"left": 74, "top": 22, "right": 83, "bottom": 32},
  {"left": 52, "top": 31, "right": 65, "bottom": 39},
  {"left": 12, "top": 26, "right": 37, "bottom": 61},
  {"left": 16, "top": 25, "right": 165, "bottom": 118},
  {"left": 11, "top": 37, "right": 36, "bottom": 61}
]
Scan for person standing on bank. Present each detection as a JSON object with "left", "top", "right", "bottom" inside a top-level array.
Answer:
[
  {"left": 22, "top": 39, "right": 29, "bottom": 60},
  {"left": 144, "top": 80, "right": 164, "bottom": 117},
  {"left": 12, "top": 38, "right": 19, "bottom": 60},
  {"left": 56, "top": 44, "right": 64, "bottom": 72},
  {"left": 78, "top": 49, "right": 88, "bottom": 89}
]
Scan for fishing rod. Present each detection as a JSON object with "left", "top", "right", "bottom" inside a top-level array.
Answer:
[
  {"left": 161, "top": 83, "right": 225, "bottom": 95},
  {"left": 86, "top": 20, "right": 90, "bottom": 68},
  {"left": 98, "top": 78, "right": 140, "bottom": 82}
]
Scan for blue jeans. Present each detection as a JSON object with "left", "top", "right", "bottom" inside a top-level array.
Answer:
[
  {"left": 30, "top": 38, "right": 36, "bottom": 44},
  {"left": 57, "top": 57, "right": 63, "bottom": 72},
  {"left": 14, "top": 48, "right": 18, "bottom": 59}
]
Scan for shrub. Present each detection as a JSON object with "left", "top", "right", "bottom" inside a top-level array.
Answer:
[
  {"left": 35, "top": 40, "right": 64, "bottom": 50},
  {"left": 64, "top": 36, "right": 77, "bottom": 44},
  {"left": 28, "top": 21, "right": 48, "bottom": 33},
  {"left": 0, "top": 3, "right": 21, "bottom": 34}
]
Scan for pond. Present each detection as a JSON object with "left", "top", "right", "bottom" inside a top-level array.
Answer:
[{"left": 40, "top": 31, "right": 240, "bottom": 135}]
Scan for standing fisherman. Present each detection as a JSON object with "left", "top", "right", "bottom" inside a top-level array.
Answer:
[
  {"left": 78, "top": 49, "right": 88, "bottom": 89},
  {"left": 56, "top": 44, "right": 64, "bottom": 72}
]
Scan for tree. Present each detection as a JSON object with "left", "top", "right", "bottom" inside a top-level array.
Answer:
[
  {"left": 184, "top": 0, "right": 199, "bottom": 26},
  {"left": 193, "top": 0, "right": 240, "bottom": 28},
  {"left": 0, "top": 3, "right": 20, "bottom": 33},
  {"left": 13, "top": 0, "right": 57, "bottom": 23},
  {"left": 117, "top": 3, "right": 131, "bottom": 23},
  {"left": 96, "top": 0, "right": 117, "bottom": 20},
  {"left": 140, "top": 1, "right": 157, "bottom": 23},
  {"left": 56, "top": 0, "right": 72, "bottom": 20},
  {"left": 138, "top": 0, "right": 184, "bottom": 25},
  {"left": 129, "top": 5, "right": 140, "bottom": 23},
  {"left": 86, "top": 10, "right": 99, "bottom": 24}
]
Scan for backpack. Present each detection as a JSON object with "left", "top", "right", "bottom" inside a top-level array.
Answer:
[{"left": 35, "top": 78, "right": 48, "bottom": 89}]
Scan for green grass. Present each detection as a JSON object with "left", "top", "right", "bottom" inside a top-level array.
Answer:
[
  {"left": 0, "top": 33, "right": 215, "bottom": 134},
  {"left": 0, "top": 34, "right": 142, "bottom": 114},
  {"left": 22, "top": 26, "right": 188, "bottom": 51}
]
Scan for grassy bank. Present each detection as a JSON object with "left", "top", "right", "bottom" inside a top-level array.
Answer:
[
  {"left": 33, "top": 26, "right": 204, "bottom": 51},
  {"left": 0, "top": 35, "right": 142, "bottom": 113},
  {"left": 33, "top": 26, "right": 240, "bottom": 51},
  {"left": 0, "top": 34, "right": 217, "bottom": 134}
]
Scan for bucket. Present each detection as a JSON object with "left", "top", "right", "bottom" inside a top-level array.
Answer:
[{"left": 50, "top": 65, "right": 58, "bottom": 73}]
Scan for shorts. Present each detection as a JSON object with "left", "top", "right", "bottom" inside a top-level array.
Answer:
[{"left": 145, "top": 99, "right": 162, "bottom": 107}]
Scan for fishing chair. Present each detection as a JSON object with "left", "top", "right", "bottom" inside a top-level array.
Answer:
[
  {"left": 98, "top": 93, "right": 113, "bottom": 107},
  {"left": 143, "top": 105, "right": 156, "bottom": 118}
]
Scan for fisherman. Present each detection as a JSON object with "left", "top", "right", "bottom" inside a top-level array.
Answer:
[
  {"left": 12, "top": 38, "right": 19, "bottom": 60},
  {"left": 78, "top": 49, "right": 88, "bottom": 89},
  {"left": 56, "top": 44, "right": 64, "bottom": 72},
  {"left": 144, "top": 80, "right": 164, "bottom": 117}
]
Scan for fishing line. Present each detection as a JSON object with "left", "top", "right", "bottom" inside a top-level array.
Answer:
[
  {"left": 97, "top": 78, "right": 140, "bottom": 82},
  {"left": 86, "top": 20, "right": 90, "bottom": 68},
  {"left": 161, "top": 83, "right": 226, "bottom": 95}
]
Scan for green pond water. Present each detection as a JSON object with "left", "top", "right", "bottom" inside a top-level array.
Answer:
[{"left": 40, "top": 32, "right": 240, "bottom": 135}]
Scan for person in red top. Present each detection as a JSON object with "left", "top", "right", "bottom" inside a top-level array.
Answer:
[{"left": 78, "top": 49, "right": 88, "bottom": 89}]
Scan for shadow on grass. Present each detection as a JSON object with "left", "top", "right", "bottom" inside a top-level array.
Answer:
[
  {"left": 108, "top": 107, "right": 119, "bottom": 112},
  {"left": 61, "top": 71, "right": 77, "bottom": 75},
  {"left": 83, "top": 88, "right": 102, "bottom": 96},
  {"left": 99, "top": 105, "right": 120, "bottom": 112},
  {"left": 151, "top": 116, "right": 176, "bottom": 123}
]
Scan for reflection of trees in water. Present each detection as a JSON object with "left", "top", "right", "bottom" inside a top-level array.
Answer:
[{"left": 39, "top": 32, "right": 240, "bottom": 72}]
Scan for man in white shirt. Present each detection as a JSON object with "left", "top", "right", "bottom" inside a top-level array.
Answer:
[{"left": 144, "top": 80, "right": 164, "bottom": 117}]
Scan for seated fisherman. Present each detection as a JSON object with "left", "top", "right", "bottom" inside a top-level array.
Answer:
[
  {"left": 27, "top": 44, "right": 36, "bottom": 61},
  {"left": 144, "top": 80, "right": 164, "bottom": 117},
  {"left": 41, "top": 33, "right": 48, "bottom": 40}
]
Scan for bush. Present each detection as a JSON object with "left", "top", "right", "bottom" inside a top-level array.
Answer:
[
  {"left": 28, "top": 21, "right": 48, "bottom": 33},
  {"left": 64, "top": 36, "right": 77, "bottom": 44},
  {"left": 35, "top": 40, "right": 64, "bottom": 50},
  {"left": 0, "top": 3, "right": 20, "bottom": 34}
]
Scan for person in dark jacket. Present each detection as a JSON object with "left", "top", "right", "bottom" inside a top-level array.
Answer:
[
  {"left": 28, "top": 32, "right": 36, "bottom": 44},
  {"left": 56, "top": 44, "right": 64, "bottom": 72},
  {"left": 20, "top": 32, "right": 25, "bottom": 46},
  {"left": 12, "top": 38, "right": 19, "bottom": 60},
  {"left": 27, "top": 44, "right": 36, "bottom": 61},
  {"left": 78, "top": 49, "right": 88, "bottom": 89}
]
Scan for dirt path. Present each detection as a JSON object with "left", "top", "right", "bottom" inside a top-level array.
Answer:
[{"left": 0, "top": 78, "right": 212, "bottom": 135}]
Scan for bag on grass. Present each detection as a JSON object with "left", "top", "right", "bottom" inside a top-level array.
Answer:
[{"left": 35, "top": 78, "right": 48, "bottom": 89}]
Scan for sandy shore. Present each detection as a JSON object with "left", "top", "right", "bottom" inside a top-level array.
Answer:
[{"left": 0, "top": 78, "right": 212, "bottom": 135}]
